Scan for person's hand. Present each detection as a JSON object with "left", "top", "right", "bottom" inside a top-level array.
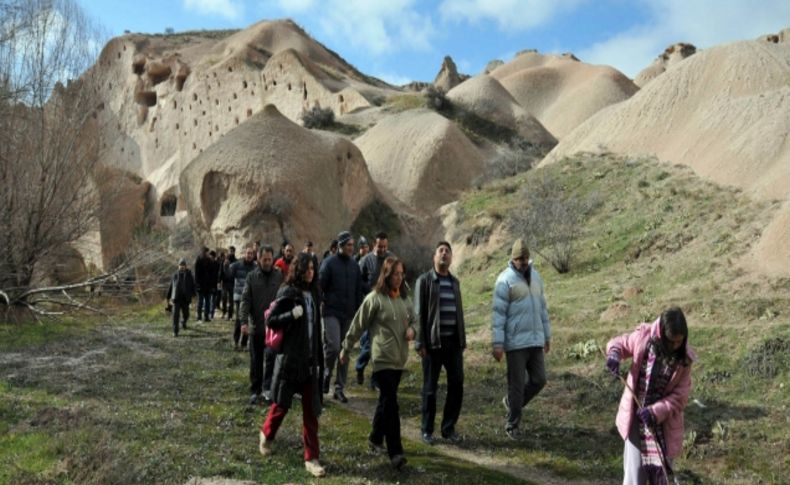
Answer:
[
  {"left": 405, "top": 327, "right": 415, "bottom": 342},
  {"left": 417, "top": 347, "right": 427, "bottom": 358},
  {"left": 544, "top": 340, "right": 551, "bottom": 354},
  {"left": 291, "top": 305, "right": 304, "bottom": 319},
  {"left": 638, "top": 407, "right": 655, "bottom": 427},
  {"left": 339, "top": 350, "right": 348, "bottom": 365},
  {"left": 606, "top": 355, "right": 620, "bottom": 378},
  {"left": 241, "top": 324, "right": 248, "bottom": 335},
  {"left": 492, "top": 347, "right": 504, "bottom": 362}
]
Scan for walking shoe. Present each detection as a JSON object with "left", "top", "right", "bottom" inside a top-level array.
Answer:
[
  {"left": 421, "top": 433, "right": 435, "bottom": 445},
  {"left": 196, "top": 317, "right": 202, "bottom": 322},
  {"left": 442, "top": 431, "right": 463, "bottom": 443},
  {"left": 304, "top": 459, "right": 326, "bottom": 477},
  {"left": 249, "top": 393, "right": 259, "bottom": 405},
  {"left": 262, "top": 390, "right": 272, "bottom": 402},
  {"left": 356, "top": 369, "right": 364, "bottom": 385},
  {"left": 182, "top": 322, "right": 187, "bottom": 330},
  {"left": 368, "top": 439, "right": 386, "bottom": 454},
  {"left": 259, "top": 431, "right": 273, "bottom": 456},
  {"left": 390, "top": 454, "right": 407, "bottom": 470},
  {"left": 333, "top": 390, "right": 348, "bottom": 403},
  {"left": 505, "top": 427, "right": 522, "bottom": 441},
  {"left": 369, "top": 376, "right": 378, "bottom": 391},
  {"left": 502, "top": 395, "right": 510, "bottom": 412}
]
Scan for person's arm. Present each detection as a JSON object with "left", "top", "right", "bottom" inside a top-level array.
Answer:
[
  {"left": 405, "top": 296, "right": 417, "bottom": 342},
  {"left": 413, "top": 275, "right": 428, "bottom": 356},
  {"left": 239, "top": 273, "right": 252, "bottom": 333},
  {"left": 340, "top": 294, "right": 374, "bottom": 362},
  {"left": 318, "top": 257, "right": 331, "bottom": 296},
  {"left": 606, "top": 324, "right": 646, "bottom": 362},
  {"left": 649, "top": 365, "right": 693, "bottom": 424},
  {"left": 491, "top": 277, "right": 508, "bottom": 361},
  {"left": 538, "top": 272, "right": 551, "bottom": 353}
]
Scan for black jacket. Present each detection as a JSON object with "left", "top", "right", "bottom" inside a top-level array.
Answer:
[
  {"left": 266, "top": 286, "right": 324, "bottom": 409},
  {"left": 319, "top": 253, "right": 363, "bottom": 321},
  {"left": 194, "top": 255, "right": 218, "bottom": 290},
  {"left": 414, "top": 269, "right": 467, "bottom": 350},
  {"left": 238, "top": 265, "right": 283, "bottom": 334},
  {"left": 167, "top": 269, "right": 196, "bottom": 303}
]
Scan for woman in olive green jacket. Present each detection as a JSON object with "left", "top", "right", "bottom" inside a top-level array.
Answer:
[{"left": 341, "top": 256, "right": 416, "bottom": 470}]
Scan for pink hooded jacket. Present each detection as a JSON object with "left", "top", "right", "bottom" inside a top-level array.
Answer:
[{"left": 606, "top": 319, "right": 697, "bottom": 458}]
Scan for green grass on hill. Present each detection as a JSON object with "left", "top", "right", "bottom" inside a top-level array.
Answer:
[{"left": 0, "top": 154, "right": 787, "bottom": 484}]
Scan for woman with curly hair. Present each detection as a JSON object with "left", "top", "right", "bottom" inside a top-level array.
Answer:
[{"left": 259, "top": 252, "right": 326, "bottom": 478}]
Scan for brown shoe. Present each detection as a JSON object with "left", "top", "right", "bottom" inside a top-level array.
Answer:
[
  {"left": 305, "top": 459, "right": 326, "bottom": 477},
  {"left": 259, "top": 431, "right": 273, "bottom": 456}
]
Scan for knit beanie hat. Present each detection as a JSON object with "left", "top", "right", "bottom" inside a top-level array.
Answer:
[
  {"left": 511, "top": 238, "right": 529, "bottom": 260},
  {"left": 178, "top": 257, "right": 187, "bottom": 266},
  {"left": 337, "top": 231, "right": 353, "bottom": 246}
]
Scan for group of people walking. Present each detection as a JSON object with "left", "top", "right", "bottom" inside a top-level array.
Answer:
[{"left": 166, "top": 232, "right": 694, "bottom": 483}]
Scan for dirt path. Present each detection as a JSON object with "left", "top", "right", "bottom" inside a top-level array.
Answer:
[{"left": 340, "top": 390, "right": 605, "bottom": 485}]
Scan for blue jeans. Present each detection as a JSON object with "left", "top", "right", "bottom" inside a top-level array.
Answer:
[
  {"left": 356, "top": 331, "right": 372, "bottom": 372},
  {"left": 197, "top": 290, "right": 213, "bottom": 320}
]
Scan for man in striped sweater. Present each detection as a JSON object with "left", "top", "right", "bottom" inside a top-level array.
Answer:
[{"left": 414, "top": 241, "right": 466, "bottom": 445}]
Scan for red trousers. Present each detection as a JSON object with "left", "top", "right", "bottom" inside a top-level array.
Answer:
[{"left": 261, "top": 379, "right": 319, "bottom": 461}]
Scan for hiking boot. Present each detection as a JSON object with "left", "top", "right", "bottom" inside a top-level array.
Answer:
[
  {"left": 305, "top": 459, "right": 326, "bottom": 477},
  {"left": 421, "top": 433, "right": 435, "bottom": 445},
  {"left": 333, "top": 390, "right": 348, "bottom": 403},
  {"left": 182, "top": 322, "right": 187, "bottom": 330},
  {"left": 196, "top": 317, "right": 203, "bottom": 322},
  {"left": 390, "top": 454, "right": 407, "bottom": 470},
  {"left": 356, "top": 369, "right": 364, "bottom": 385},
  {"left": 259, "top": 431, "right": 273, "bottom": 456},
  {"left": 262, "top": 390, "right": 272, "bottom": 402},
  {"left": 442, "top": 431, "right": 463, "bottom": 443},
  {"left": 249, "top": 394, "right": 259, "bottom": 405},
  {"left": 368, "top": 438, "right": 386, "bottom": 454},
  {"left": 505, "top": 427, "right": 522, "bottom": 441}
]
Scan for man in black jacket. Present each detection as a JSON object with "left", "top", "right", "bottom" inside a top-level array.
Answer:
[
  {"left": 167, "top": 258, "right": 196, "bottom": 337},
  {"left": 239, "top": 245, "right": 283, "bottom": 405},
  {"left": 414, "top": 241, "right": 467, "bottom": 445},
  {"left": 194, "top": 247, "right": 216, "bottom": 322},
  {"left": 318, "top": 231, "right": 363, "bottom": 403}
]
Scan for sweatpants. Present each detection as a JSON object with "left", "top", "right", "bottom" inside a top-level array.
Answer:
[
  {"left": 262, "top": 379, "right": 320, "bottom": 461},
  {"left": 505, "top": 346, "right": 547, "bottom": 431}
]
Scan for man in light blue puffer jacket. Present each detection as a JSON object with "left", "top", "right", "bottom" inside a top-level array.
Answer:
[{"left": 491, "top": 238, "right": 551, "bottom": 440}]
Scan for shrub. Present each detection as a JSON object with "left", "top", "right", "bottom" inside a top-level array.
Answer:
[{"left": 300, "top": 106, "right": 335, "bottom": 129}]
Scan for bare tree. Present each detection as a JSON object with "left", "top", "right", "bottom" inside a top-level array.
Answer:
[
  {"left": 0, "top": 0, "right": 108, "bottom": 305},
  {"left": 508, "top": 172, "right": 600, "bottom": 273}
]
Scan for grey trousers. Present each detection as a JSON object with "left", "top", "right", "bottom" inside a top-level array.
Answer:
[
  {"left": 323, "top": 315, "right": 351, "bottom": 392},
  {"left": 505, "top": 347, "right": 547, "bottom": 430}
]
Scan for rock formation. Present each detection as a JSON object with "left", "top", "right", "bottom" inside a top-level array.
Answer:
[
  {"left": 634, "top": 43, "right": 696, "bottom": 87},
  {"left": 180, "top": 104, "right": 378, "bottom": 248},
  {"left": 488, "top": 51, "right": 639, "bottom": 138},
  {"left": 433, "top": 55, "right": 467, "bottom": 92}
]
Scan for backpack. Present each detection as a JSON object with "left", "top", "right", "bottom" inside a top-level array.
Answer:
[{"left": 264, "top": 297, "right": 285, "bottom": 352}]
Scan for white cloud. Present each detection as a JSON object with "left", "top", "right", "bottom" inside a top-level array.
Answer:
[
  {"left": 265, "top": 0, "right": 436, "bottom": 55},
  {"left": 578, "top": 0, "right": 790, "bottom": 78},
  {"left": 373, "top": 71, "right": 413, "bottom": 86},
  {"left": 439, "top": 0, "right": 586, "bottom": 31},
  {"left": 183, "top": 0, "right": 245, "bottom": 21}
]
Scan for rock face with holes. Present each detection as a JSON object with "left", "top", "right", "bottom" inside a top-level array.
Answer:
[{"left": 179, "top": 105, "right": 377, "bottom": 248}]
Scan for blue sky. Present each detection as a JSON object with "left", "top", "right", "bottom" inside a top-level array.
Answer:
[{"left": 79, "top": 0, "right": 789, "bottom": 84}]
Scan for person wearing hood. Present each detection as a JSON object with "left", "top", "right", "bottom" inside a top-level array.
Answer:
[
  {"left": 167, "top": 258, "right": 196, "bottom": 337},
  {"left": 491, "top": 239, "right": 551, "bottom": 441},
  {"left": 605, "top": 307, "right": 696, "bottom": 485}
]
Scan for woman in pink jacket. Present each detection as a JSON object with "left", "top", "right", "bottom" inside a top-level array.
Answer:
[{"left": 605, "top": 307, "right": 696, "bottom": 485}]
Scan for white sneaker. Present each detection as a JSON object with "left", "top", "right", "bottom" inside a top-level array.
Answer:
[
  {"left": 305, "top": 459, "right": 326, "bottom": 477},
  {"left": 259, "top": 431, "right": 273, "bottom": 456}
]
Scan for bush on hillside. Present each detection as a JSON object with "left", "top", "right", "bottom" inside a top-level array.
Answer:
[
  {"left": 301, "top": 106, "right": 335, "bottom": 129},
  {"left": 508, "top": 172, "right": 601, "bottom": 273}
]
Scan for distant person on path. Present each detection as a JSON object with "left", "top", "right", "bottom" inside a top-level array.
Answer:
[
  {"left": 167, "top": 258, "right": 196, "bottom": 337},
  {"left": 322, "top": 239, "right": 338, "bottom": 261},
  {"left": 194, "top": 246, "right": 215, "bottom": 322},
  {"left": 259, "top": 252, "right": 326, "bottom": 478},
  {"left": 275, "top": 242, "right": 295, "bottom": 276},
  {"left": 239, "top": 245, "right": 283, "bottom": 405},
  {"left": 340, "top": 256, "right": 416, "bottom": 470},
  {"left": 208, "top": 250, "right": 220, "bottom": 320},
  {"left": 356, "top": 232, "right": 393, "bottom": 388},
  {"left": 354, "top": 236, "right": 369, "bottom": 263},
  {"left": 319, "top": 231, "right": 364, "bottom": 403},
  {"left": 491, "top": 239, "right": 551, "bottom": 440},
  {"left": 220, "top": 251, "right": 235, "bottom": 320},
  {"left": 605, "top": 307, "right": 695, "bottom": 485},
  {"left": 414, "top": 241, "right": 466, "bottom": 444},
  {"left": 228, "top": 246, "right": 256, "bottom": 350}
]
